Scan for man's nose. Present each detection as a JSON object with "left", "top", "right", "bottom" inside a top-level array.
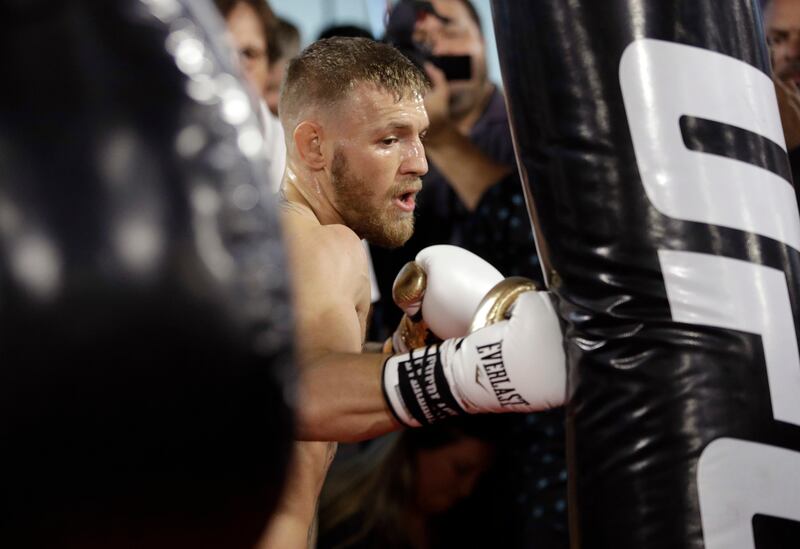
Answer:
[
  {"left": 401, "top": 142, "right": 428, "bottom": 177},
  {"left": 787, "top": 31, "right": 800, "bottom": 59}
]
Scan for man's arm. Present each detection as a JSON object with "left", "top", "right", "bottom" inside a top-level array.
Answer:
[
  {"left": 286, "top": 227, "right": 566, "bottom": 441},
  {"left": 257, "top": 441, "right": 336, "bottom": 548},
  {"left": 295, "top": 351, "right": 399, "bottom": 442},
  {"left": 425, "top": 125, "right": 511, "bottom": 211},
  {"left": 423, "top": 64, "right": 511, "bottom": 211},
  {"left": 286, "top": 224, "right": 402, "bottom": 442}
]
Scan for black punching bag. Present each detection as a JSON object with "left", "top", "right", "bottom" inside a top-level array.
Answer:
[
  {"left": 0, "top": 1, "right": 293, "bottom": 547},
  {"left": 492, "top": 1, "right": 800, "bottom": 547}
]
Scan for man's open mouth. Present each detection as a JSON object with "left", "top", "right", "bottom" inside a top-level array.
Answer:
[{"left": 393, "top": 190, "right": 418, "bottom": 212}]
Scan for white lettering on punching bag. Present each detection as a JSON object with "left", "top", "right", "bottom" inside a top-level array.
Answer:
[{"left": 620, "top": 38, "right": 800, "bottom": 549}]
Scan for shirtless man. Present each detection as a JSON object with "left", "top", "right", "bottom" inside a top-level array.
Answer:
[
  {"left": 262, "top": 37, "right": 565, "bottom": 546},
  {"left": 280, "top": 37, "right": 430, "bottom": 442}
]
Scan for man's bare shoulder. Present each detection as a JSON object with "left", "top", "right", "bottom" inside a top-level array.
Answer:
[
  {"left": 290, "top": 223, "right": 365, "bottom": 265},
  {"left": 284, "top": 221, "right": 369, "bottom": 291},
  {"left": 286, "top": 223, "right": 372, "bottom": 355}
]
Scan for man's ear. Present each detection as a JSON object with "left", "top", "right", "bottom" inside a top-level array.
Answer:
[{"left": 293, "top": 121, "right": 326, "bottom": 170}]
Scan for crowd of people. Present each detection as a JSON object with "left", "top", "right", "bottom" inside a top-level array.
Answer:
[{"left": 208, "top": 0, "right": 800, "bottom": 547}]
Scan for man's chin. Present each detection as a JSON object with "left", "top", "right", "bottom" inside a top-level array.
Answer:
[
  {"left": 366, "top": 233, "right": 413, "bottom": 250},
  {"left": 779, "top": 72, "right": 800, "bottom": 90},
  {"left": 449, "top": 90, "right": 474, "bottom": 119},
  {"left": 364, "top": 221, "right": 414, "bottom": 249}
]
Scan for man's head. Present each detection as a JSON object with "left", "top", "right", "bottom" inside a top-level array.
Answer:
[
  {"left": 765, "top": 0, "right": 800, "bottom": 87},
  {"left": 215, "top": 0, "right": 278, "bottom": 98},
  {"left": 412, "top": 0, "right": 487, "bottom": 119},
  {"left": 281, "top": 37, "right": 430, "bottom": 248}
]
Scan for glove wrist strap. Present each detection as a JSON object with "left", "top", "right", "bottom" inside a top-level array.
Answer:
[{"left": 382, "top": 344, "right": 465, "bottom": 427}]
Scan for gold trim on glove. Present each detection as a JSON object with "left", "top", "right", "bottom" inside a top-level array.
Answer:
[
  {"left": 392, "top": 261, "right": 427, "bottom": 316},
  {"left": 468, "top": 276, "right": 540, "bottom": 333}
]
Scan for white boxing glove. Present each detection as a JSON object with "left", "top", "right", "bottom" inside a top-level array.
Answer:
[
  {"left": 382, "top": 290, "right": 566, "bottom": 426},
  {"left": 390, "top": 246, "right": 504, "bottom": 353}
]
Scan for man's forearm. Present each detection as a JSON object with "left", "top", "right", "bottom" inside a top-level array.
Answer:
[
  {"left": 257, "top": 512, "right": 314, "bottom": 549},
  {"left": 425, "top": 124, "right": 511, "bottom": 210},
  {"left": 295, "top": 352, "right": 402, "bottom": 442}
]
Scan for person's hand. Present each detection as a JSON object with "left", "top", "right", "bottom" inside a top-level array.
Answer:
[
  {"left": 385, "top": 245, "right": 504, "bottom": 353},
  {"left": 383, "top": 289, "right": 566, "bottom": 427},
  {"left": 423, "top": 62, "right": 452, "bottom": 143},
  {"left": 774, "top": 75, "right": 800, "bottom": 150}
]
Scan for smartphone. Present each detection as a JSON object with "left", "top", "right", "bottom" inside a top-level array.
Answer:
[{"left": 431, "top": 54, "right": 472, "bottom": 81}]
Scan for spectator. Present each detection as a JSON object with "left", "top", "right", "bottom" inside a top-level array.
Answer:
[
  {"left": 318, "top": 418, "right": 497, "bottom": 549},
  {"left": 265, "top": 17, "right": 301, "bottom": 116},
  {"left": 764, "top": 0, "right": 800, "bottom": 192},
  {"left": 214, "top": 0, "right": 286, "bottom": 193}
]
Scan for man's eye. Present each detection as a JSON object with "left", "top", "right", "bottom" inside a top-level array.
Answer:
[
  {"left": 382, "top": 137, "right": 398, "bottom": 145},
  {"left": 240, "top": 47, "right": 265, "bottom": 61},
  {"left": 771, "top": 31, "right": 789, "bottom": 45}
]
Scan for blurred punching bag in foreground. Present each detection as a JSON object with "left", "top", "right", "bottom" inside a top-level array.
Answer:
[
  {"left": 493, "top": 1, "right": 800, "bottom": 547},
  {"left": 0, "top": 0, "right": 293, "bottom": 547}
]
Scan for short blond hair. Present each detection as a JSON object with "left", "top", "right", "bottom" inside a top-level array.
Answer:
[{"left": 279, "top": 37, "right": 430, "bottom": 125}]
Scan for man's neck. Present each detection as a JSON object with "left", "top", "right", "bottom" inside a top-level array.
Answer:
[{"left": 280, "top": 165, "right": 343, "bottom": 227}]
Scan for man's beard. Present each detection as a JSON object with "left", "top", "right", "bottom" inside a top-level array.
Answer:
[
  {"left": 778, "top": 62, "right": 800, "bottom": 87},
  {"left": 330, "top": 150, "right": 416, "bottom": 249},
  {"left": 448, "top": 59, "right": 487, "bottom": 120}
]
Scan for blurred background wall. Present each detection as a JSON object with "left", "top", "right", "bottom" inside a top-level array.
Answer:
[{"left": 269, "top": 0, "right": 503, "bottom": 85}]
